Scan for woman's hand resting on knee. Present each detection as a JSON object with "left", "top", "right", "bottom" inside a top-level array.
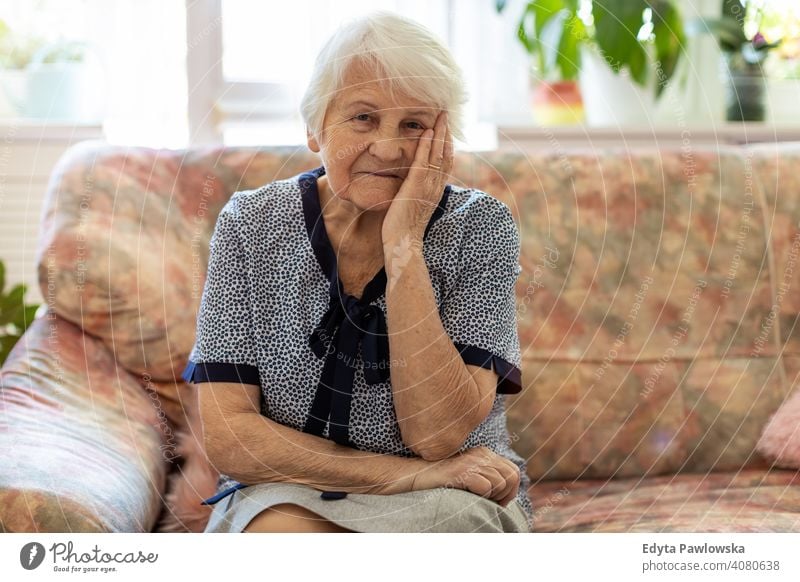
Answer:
[{"left": 407, "top": 446, "right": 521, "bottom": 508}]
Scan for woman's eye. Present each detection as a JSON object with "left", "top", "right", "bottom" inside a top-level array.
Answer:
[{"left": 349, "top": 115, "right": 425, "bottom": 131}]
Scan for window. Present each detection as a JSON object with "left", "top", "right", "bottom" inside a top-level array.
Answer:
[
  {"left": 188, "top": 0, "right": 533, "bottom": 150},
  {"left": 0, "top": 0, "right": 189, "bottom": 148}
]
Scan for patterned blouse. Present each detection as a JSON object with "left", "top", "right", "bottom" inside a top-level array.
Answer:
[{"left": 182, "top": 165, "right": 533, "bottom": 529}]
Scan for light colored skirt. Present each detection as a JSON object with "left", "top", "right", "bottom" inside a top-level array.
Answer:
[{"left": 204, "top": 482, "right": 531, "bottom": 533}]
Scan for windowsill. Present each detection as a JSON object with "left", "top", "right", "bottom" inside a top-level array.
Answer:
[
  {"left": 496, "top": 122, "right": 800, "bottom": 149},
  {"left": 0, "top": 117, "right": 104, "bottom": 141}
]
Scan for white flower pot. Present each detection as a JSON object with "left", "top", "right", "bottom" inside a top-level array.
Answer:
[
  {"left": 578, "top": 46, "right": 656, "bottom": 127},
  {"left": 23, "top": 62, "right": 103, "bottom": 122},
  {"left": 0, "top": 69, "right": 28, "bottom": 117}
]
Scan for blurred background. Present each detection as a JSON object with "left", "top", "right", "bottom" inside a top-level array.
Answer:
[
  {"left": 0, "top": 0, "right": 796, "bottom": 148},
  {"left": 0, "top": 0, "right": 798, "bottom": 340}
]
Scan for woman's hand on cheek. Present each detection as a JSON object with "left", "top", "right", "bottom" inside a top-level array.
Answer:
[{"left": 381, "top": 111, "right": 453, "bottom": 250}]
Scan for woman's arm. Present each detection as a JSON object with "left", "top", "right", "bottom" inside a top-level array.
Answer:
[
  {"left": 198, "top": 381, "right": 425, "bottom": 494},
  {"left": 379, "top": 112, "right": 502, "bottom": 462},
  {"left": 382, "top": 241, "right": 496, "bottom": 461}
]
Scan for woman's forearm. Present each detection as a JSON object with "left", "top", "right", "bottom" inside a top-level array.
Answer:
[
  {"left": 209, "top": 411, "right": 424, "bottom": 495},
  {"left": 383, "top": 237, "right": 483, "bottom": 457}
]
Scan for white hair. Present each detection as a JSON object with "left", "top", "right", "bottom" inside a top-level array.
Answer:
[{"left": 300, "top": 10, "right": 469, "bottom": 143}]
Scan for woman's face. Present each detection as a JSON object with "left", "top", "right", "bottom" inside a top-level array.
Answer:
[{"left": 307, "top": 63, "right": 440, "bottom": 213}]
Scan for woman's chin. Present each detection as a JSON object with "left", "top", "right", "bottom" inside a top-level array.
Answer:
[{"left": 348, "top": 188, "right": 397, "bottom": 211}]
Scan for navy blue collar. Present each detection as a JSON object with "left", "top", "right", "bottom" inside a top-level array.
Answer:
[{"left": 298, "top": 165, "right": 450, "bottom": 447}]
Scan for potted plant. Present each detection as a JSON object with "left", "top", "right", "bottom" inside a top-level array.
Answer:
[
  {"left": 0, "top": 260, "right": 40, "bottom": 366},
  {"left": 497, "top": 0, "right": 686, "bottom": 126},
  {"left": 689, "top": 0, "right": 781, "bottom": 121},
  {"left": 496, "top": 0, "right": 586, "bottom": 125},
  {"left": 0, "top": 29, "right": 104, "bottom": 122},
  {"left": 24, "top": 39, "right": 102, "bottom": 121},
  {"left": 0, "top": 19, "right": 45, "bottom": 116}
]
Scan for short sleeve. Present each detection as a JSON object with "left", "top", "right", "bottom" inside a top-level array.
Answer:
[
  {"left": 181, "top": 193, "right": 261, "bottom": 386},
  {"left": 439, "top": 200, "right": 523, "bottom": 394}
]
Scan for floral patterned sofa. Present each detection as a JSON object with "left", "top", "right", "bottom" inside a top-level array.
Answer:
[{"left": 1, "top": 140, "right": 799, "bottom": 532}]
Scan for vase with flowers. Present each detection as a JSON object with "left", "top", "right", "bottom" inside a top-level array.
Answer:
[{"left": 691, "top": 0, "right": 781, "bottom": 121}]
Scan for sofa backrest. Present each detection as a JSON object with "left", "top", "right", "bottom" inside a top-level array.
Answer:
[
  {"left": 494, "top": 144, "right": 799, "bottom": 480},
  {"left": 37, "top": 140, "right": 800, "bottom": 480},
  {"left": 36, "top": 142, "right": 321, "bottom": 380}
]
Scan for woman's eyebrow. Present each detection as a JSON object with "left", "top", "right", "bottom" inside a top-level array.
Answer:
[{"left": 345, "top": 100, "right": 436, "bottom": 119}]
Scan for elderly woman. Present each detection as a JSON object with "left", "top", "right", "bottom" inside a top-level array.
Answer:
[{"left": 182, "top": 10, "right": 532, "bottom": 533}]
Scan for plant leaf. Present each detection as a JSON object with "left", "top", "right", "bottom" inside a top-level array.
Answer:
[
  {"left": 517, "top": 5, "right": 535, "bottom": 55},
  {"left": 533, "top": 0, "right": 566, "bottom": 41},
  {"left": 22, "top": 304, "right": 39, "bottom": 329},
  {"left": 518, "top": 0, "right": 567, "bottom": 77},
  {"left": 695, "top": 17, "right": 748, "bottom": 52},
  {"left": 0, "top": 333, "right": 22, "bottom": 366},
  {"left": 651, "top": 0, "right": 686, "bottom": 97},
  {"left": 0, "top": 283, "right": 25, "bottom": 326},
  {"left": 593, "top": 0, "right": 649, "bottom": 87},
  {"left": 556, "top": 11, "right": 586, "bottom": 80},
  {"left": 722, "top": 0, "right": 746, "bottom": 28}
]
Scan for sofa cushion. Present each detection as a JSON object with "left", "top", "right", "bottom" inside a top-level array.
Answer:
[
  {"left": 35, "top": 142, "right": 321, "bottom": 382},
  {"left": 528, "top": 468, "right": 800, "bottom": 532},
  {"left": 494, "top": 146, "right": 796, "bottom": 479},
  {"left": 0, "top": 311, "right": 167, "bottom": 532},
  {"left": 757, "top": 387, "right": 800, "bottom": 469}
]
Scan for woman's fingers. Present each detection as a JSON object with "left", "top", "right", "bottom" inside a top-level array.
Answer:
[
  {"left": 429, "top": 111, "right": 446, "bottom": 172},
  {"left": 454, "top": 446, "right": 522, "bottom": 508},
  {"left": 460, "top": 464, "right": 508, "bottom": 503},
  {"left": 481, "top": 466, "right": 509, "bottom": 502},
  {"left": 484, "top": 461, "right": 520, "bottom": 507},
  {"left": 478, "top": 453, "right": 520, "bottom": 506},
  {"left": 461, "top": 471, "right": 496, "bottom": 499},
  {"left": 443, "top": 123, "right": 453, "bottom": 175},
  {"left": 495, "top": 463, "right": 521, "bottom": 507},
  {"left": 411, "top": 128, "right": 434, "bottom": 174}
]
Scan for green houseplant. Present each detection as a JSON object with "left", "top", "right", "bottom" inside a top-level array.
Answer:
[
  {"left": 496, "top": 0, "right": 586, "bottom": 124},
  {"left": 0, "top": 261, "right": 40, "bottom": 366},
  {"left": 497, "top": 0, "right": 686, "bottom": 125}
]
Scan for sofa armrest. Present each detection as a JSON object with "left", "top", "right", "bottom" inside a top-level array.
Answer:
[{"left": 0, "top": 311, "right": 168, "bottom": 532}]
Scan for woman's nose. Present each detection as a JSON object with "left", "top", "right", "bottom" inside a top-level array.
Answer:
[{"left": 366, "top": 130, "right": 405, "bottom": 163}]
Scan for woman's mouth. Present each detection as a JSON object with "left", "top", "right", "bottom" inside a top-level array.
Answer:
[{"left": 361, "top": 171, "right": 400, "bottom": 179}]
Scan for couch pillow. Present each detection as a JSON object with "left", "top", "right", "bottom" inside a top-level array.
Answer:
[
  {"left": 756, "top": 388, "right": 800, "bottom": 469},
  {"left": 37, "top": 142, "right": 323, "bottom": 382}
]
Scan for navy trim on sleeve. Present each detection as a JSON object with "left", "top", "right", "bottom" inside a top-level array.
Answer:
[
  {"left": 200, "top": 482, "right": 249, "bottom": 506},
  {"left": 453, "top": 342, "right": 523, "bottom": 394},
  {"left": 181, "top": 360, "right": 261, "bottom": 385},
  {"left": 320, "top": 490, "right": 348, "bottom": 500}
]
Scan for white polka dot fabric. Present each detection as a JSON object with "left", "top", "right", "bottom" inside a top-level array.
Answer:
[{"left": 183, "top": 166, "right": 533, "bottom": 529}]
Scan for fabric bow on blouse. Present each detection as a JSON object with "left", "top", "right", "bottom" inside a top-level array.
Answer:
[
  {"left": 304, "top": 268, "right": 390, "bottom": 447},
  {"left": 299, "top": 165, "right": 450, "bottom": 449}
]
